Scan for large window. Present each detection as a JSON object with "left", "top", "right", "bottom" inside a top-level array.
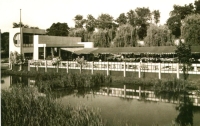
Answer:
[{"left": 23, "top": 33, "right": 33, "bottom": 47}]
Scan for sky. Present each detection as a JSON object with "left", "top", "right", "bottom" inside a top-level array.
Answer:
[{"left": 0, "top": 0, "right": 195, "bottom": 33}]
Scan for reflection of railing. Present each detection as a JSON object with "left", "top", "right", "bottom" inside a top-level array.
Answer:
[
  {"left": 28, "top": 60, "right": 200, "bottom": 78},
  {"left": 96, "top": 86, "right": 200, "bottom": 106}
]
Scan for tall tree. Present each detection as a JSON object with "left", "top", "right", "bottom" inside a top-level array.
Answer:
[
  {"left": 113, "top": 24, "right": 136, "bottom": 47},
  {"left": 91, "top": 29, "right": 110, "bottom": 47},
  {"left": 74, "top": 15, "right": 86, "bottom": 28},
  {"left": 97, "top": 13, "right": 114, "bottom": 29},
  {"left": 127, "top": 9, "right": 137, "bottom": 27},
  {"left": 152, "top": 10, "right": 160, "bottom": 25},
  {"left": 116, "top": 13, "right": 127, "bottom": 26},
  {"left": 167, "top": 16, "right": 181, "bottom": 38},
  {"left": 85, "top": 14, "right": 96, "bottom": 33},
  {"left": 1, "top": 32, "right": 9, "bottom": 58},
  {"left": 135, "top": 7, "right": 151, "bottom": 40},
  {"left": 194, "top": 0, "right": 200, "bottom": 14},
  {"left": 68, "top": 28, "right": 87, "bottom": 42},
  {"left": 46, "top": 22, "right": 70, "bottom": 36},
  {"left": 181, "top": 14, "right": 200, "bottom": 45}
]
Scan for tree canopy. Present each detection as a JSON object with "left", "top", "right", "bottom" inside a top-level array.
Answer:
[{"left": 46, "top": 22, "right": 70, "bottom": 36}]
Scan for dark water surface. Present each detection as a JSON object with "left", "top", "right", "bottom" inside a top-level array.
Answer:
[{"left": 1, "top": 76, "right": 200, "bottom": 126}]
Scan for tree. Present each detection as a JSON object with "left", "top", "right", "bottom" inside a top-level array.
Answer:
[
  {"left": 127, "top": 9, "right": 137, "bottom": 27},
  {"left": 113, "top": 24, "right": 136, "bottom": 47},
  {"left": 12, "top": 22, "right": 39, "bottom": 29},
  {"left": 167, "top": 16, "right": 181, "bottom": 38},
  {"left": 46, "top": 22, "right": 70, "bottom": 36},
  {"left": 175, "top": 42, "right": 192, "bottom": 81},
  {"left": 181, "top": 14, "right": 200, "bottom": 45},
  {"left": 135, "top": 7, "right": 151, "bottom": 40},
  {"left": 85, "top": 14, "right": 96, "bottom": 33},
  {"left": 152, "top": 10, "right": 160, "bottom": 25},
  {"left": 144, "top": 24, "right": 171, "bottom": 46},
  {"left": 97, "top": 13, "right": 114, "bottom": 29},
  {"left": 68, "top": 28, "right": 87, "bottom": 42},
  {"left": 1, "top": 32, "right": 9, "bottom": 58},
  {"left": 194, "top": 0, "right": 200, "bottom": 14},
  {"left": 116, "top": 13, "right": 127, "bottom": 26},
  {"left": 74, "top": 15, "right": 86, "bottom": 28},
  {"left": 91, "top": 29, "right": 110, "bottom": 47}
]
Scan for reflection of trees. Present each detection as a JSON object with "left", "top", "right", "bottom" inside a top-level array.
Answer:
[{"left": 175, "top": 91, "right": 193, "bottom": 126}]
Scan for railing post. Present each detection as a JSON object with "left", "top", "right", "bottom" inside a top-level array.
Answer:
[
  {"left": 138, "top": 62, "right": 141, "bottom": 78},
  {"left": 57, "top": 63, "right": 59, "bottom": 73},
  {"left": 91, "top": 61, "right": 94, "bottom": 75},
  {"left": 45, "top": 60, "right": 47, "bottom": 72},
  {"left": 36, "top": 61, "right": 39, "bottom": 71},
  {"left": 139, "top": 86, "right": 141, "bottom": 99},
  {"left": 66, "top": 61, "right": 69, "bottom": 73},
  {"left": 124, "top": 85, "right": 126, "bottom": 98},
  {"left": 177, "top": 63, "right": 179, "bottom": 79},
  {"left": 123, "top": 62, "right": 126, "bottom": 77},
  {"left": 107, "top": 61, "right": 109, "bottom": 76},
  {"left": 28, "top": 60, "right": 30, "bottom": 71},
  {"left": 158, "top": 63, "right": 161, "bottom": 79}
]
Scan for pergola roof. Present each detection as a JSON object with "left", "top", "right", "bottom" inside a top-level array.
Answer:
[{"left": 61, "top": 46, "right": 200, "bottom": 54}]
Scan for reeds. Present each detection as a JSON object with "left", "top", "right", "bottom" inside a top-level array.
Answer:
[{"left": 1, "top": 86, "right": 105, "bottom": 126}]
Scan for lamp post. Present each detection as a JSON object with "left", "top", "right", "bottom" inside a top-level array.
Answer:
[{"left": 19, "top": 9, "right": 23, "bottom": 71}]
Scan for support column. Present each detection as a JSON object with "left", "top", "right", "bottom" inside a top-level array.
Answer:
[
  {"left": 158, "top": 63, "right": 161, "bottom": 79},
  {"left": 56, "top": 64, "right": 59, "bottom": 73},
  {"left": 59, "top": 48, "right": 61, "bottom": 57},
  {"left": 177, "top": 63, "right": 180, "bottom": 79},
  {"left": 36, "top": 62, "right": 38, "bottom": 71},
  {"left": 107, "top": 62, "right": 109, "bottom": 76},
  {"left": 45, "top": 60, "right": 47, "bottom": 72},
  {"left": 123, "top": 62, "right": 126, "bottom": 77},
  {"left": 28, "top": 60, "right": 30, "bottom": 71}
]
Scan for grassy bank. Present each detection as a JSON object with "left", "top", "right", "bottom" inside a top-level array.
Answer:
[{"left": 1, "top": 86, "right": 105, "bottom": 126}]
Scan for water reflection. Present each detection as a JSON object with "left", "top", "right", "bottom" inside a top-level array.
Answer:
[{"left": 2, "top": 76, "right": 200, "bottom": 125}]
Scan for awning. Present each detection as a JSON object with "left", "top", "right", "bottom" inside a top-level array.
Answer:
[
  {"left": 61, "top": 48, "right": 84, "bottom": 53},
  {"left": 75, "top": 48, "right": 98, "bottom": 54}
]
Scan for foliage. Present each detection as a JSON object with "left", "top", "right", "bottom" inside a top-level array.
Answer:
[
  {"left": 97, "top": 13, "right": 114, "bottom": 29},
  {"left": 167, "top": 16, "right": 181, "bottom": 38},
  {"left": 68, "top": 28, "right": 87, "bottom": 42},
  {"left": 144, "top": 24, "right": 172, "bottom": 46},
  {"left": 91, "top": 29, "right": 111, "bottom": 47},
  {"left": 9, "top": 51, "right": 24, "bottom": 65},
  {"left": 12, "top": 22, "right": 39, "bottom": 29},
  {"left": 175, "top": 42, "right": 192, "bottom": 80},
  {"left": 113, "top": 24, "right": 137, "bottom": 47},
  {"left": 74, "top": 14, "right": 86, "bottom": 28},
  {"left": 194, "top": 0, "right": 200, "bottom": 14},
  {"left": 1, "top": 32, "right": 9, "bottom": 58},
  {"left": 1, "top": 86, "right": 104, "bottom": 126},
  {"left": 181, "top": 14, "right": 200, "bottom": 45},
  {"left": 126, "top": 10, "right": 137, "bottom": 27},
  {"left": 152, "top": 10, "right": 160, "bottom": 24},
  {"left": 115, "top": 13, "right": 127, "bottom": 26},
  {"left": 46, "top": 22, "right": 70, "bottom": 36},
  {"left": 85, "top": 14, "right": 96, "bottom": 33}
]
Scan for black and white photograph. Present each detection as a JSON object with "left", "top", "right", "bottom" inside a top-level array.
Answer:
[{"left": 1, "top": 0, "right": 200, "bottom": 125}]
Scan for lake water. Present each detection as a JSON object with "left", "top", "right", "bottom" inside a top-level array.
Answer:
[{"left": 1, "top": 76, "right": 200, "bottom": 126}]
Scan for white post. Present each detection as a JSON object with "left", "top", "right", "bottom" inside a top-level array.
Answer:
[
  {"left": 66, "top": 61, "right": 69, "bottom": 73},
  {"left": 139, "top": 86, "right": 141, "bottom": 99},
  {"left": 124, "top": 85, "right": 126, "bottom": 98},
  {"left": 91, "top": 61, "right": 94, "bottom": 74},
  {"left": 45, "top": 60, "right": 47, "bottom": 72},
  {"left": 177, "top": 63, "right": 179, "bottom": 79},
  {"left": 28, "top": 60, "right": 30, "bottom": 71},
  {"left": 194, "top": 64, "right": 197, "bottom": 72},
  {"left": 43, "top": 46, "right": 46, "bottom": 60},
  {"left": 123, "top": 62, "right": 126, "bottom": 77},
  {"left": 57, "top": 64, "right": 59, "bottom": 73},
  {"left": 138, "top": 62, "right": 141, "bottom": 78},
  {"left": 107, "top": 62, "right": 109, "bottom": 76},
  {"left": 158, "top": 63, "right": 161, "bottom": 79},
  {"left": 36, "top": 62, "right": 38, "bottom": 71}
]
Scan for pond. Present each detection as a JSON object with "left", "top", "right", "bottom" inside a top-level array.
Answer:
[{"left": 1, "top": 75, "right": 200, "bottom": 126}]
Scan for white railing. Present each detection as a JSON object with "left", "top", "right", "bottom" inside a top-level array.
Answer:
[{"left": 28, "top": 60, "right": 200, "bottom": 79}]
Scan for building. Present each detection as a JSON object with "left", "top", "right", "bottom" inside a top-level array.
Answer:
[{"left": 9, "top": 28, "right": 94, "bottom": 62}]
